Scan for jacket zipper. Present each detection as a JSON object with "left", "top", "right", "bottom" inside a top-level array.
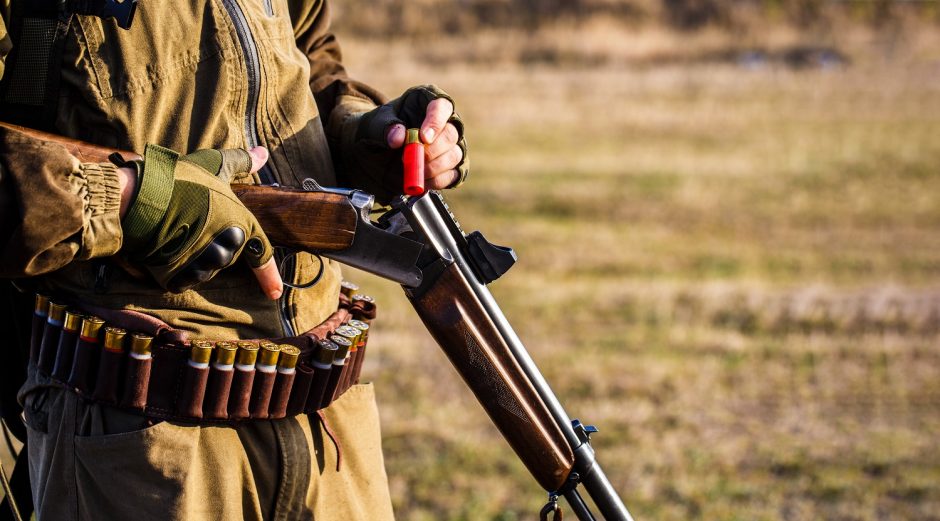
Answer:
[
  {"left": 222, "top": 0, "right": 296, "bottom": 336},
  {"left": 221, "top": 0, "right": 264, "bottom": 169}
]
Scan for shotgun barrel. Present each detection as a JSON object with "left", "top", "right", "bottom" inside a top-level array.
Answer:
[{"left": 399, "top": 193, "right": 634, "bottom": 520}]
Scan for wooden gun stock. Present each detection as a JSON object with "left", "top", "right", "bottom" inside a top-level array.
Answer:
[
  {"left": 0, "top": 121, "right": 358, "bottom": 253},
  {"left": 229, "top": 185, "right": 356, "bottom": 252},
  {"left": 0, "top": 121, "right": 141, "bottom": 163},
  {"left": 409, "top": 263, "right": 575, "bottom": 492}
]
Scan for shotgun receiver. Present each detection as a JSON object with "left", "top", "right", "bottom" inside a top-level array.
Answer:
[{"left": 0, "top": 122, "right": 635, "bottom": 520}]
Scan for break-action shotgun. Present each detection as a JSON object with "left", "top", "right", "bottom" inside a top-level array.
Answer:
[{"left": 0, "top": 121, "right": 635, "bottom": 520}]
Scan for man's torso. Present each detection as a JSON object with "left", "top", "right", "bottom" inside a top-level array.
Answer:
[{"left": 34, "top": 0, "right": 344, "bottom": 339}]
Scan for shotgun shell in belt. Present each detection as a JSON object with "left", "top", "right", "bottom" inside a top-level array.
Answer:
[
  {"left": 329, "top": 335, "right": 352, "bottom": 359},
  {"left": 34, "top": 294, "right": 50, "bottom": 316},
  {"left": 214, "top": 341, "right": 238, "bottom": 367},
  {"left": 257, "top": 342, "right": 281, "bottom": 369},
  {"left": 347, "top": 320, "right": 370, "bottom": 346},
  {"left": 47, "top": 302, "right": 67, "bottom": 325},
  {"left": 190, "top": 340, "right": 214, "bottom": 366},
  {"left": 277, "top": 345, "right": 301, "bottom": 372},
  {"left": 335, "top": 324, "right": 359, "bottom": 336},
  {"left": 340, "top": 280, "right": 359, "bottom": 298},
  {"left": 236, "top": 342, "right": 259, "bottom": 367},
  {"left": 351, "top": 294, "right": 374, "bottom": 305},
  {"left": 103, "top": 327, "right": 127, "bottom": 352},
  {"left": 334, "top": 326, "right": 361, "bottom": 349},
  {"left": 63, "top": 310, "right": 83, "bottom": 332},
  {"left": 80, "top": 316, "right": 106, "bottom": 341},
  {"left": 129, "top": 333, "right": 153, "bottom": 359},
  {"left": 314, "top": 339, "right": 338, "bottom": 366}
]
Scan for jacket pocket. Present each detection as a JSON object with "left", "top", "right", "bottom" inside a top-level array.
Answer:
[
  {"left": 72, "top": 419, "right": 262, "bottom": 520},
  {"left": 73, "top": 7, "right": 231, "bottom": 100},
  {"left": 72, "top": 421, "right": 194, "bottom": 519}
]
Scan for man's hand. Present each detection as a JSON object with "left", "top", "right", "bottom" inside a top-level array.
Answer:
[
  {"left": 385, "top": 97, "right": 463, "bottom": 190},
  {"left": 341, "top": 85, "right": 469, "bottom": 203},
  {"left": 118, "top": 145, "right": 283, "bottom": 299}
]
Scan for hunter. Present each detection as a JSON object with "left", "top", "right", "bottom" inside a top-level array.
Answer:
[{"left": 0, "top": 1, "right": 468, "bottom": 519}]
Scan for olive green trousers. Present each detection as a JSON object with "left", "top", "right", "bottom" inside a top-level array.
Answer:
[{"left": 21, "top": 372, "right": 395, "bottom": 520}]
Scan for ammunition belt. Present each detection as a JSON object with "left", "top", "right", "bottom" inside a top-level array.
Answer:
[{"left": 26, "top": 290, "right": 377, "bottom": 423}]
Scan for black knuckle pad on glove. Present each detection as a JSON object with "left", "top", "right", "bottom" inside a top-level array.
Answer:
[
  {"left": 165, "top": 227, "right": 245, "bottom": 293},
  {"left": 241, "top": 218, "right": 273, "bottom": 269},
  {"left": 246, "top": 237, "right": 264, "bottom": 257},
  {"left": 242, "top": 235, "right": 271, "bottom": 268}
]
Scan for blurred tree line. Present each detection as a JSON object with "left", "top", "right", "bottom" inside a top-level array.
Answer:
[{"left": 332, "top": 0, "right": 939, "bottom": 36}]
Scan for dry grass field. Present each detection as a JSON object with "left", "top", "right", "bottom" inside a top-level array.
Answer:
[
  {"left": 3, "top": 10, "right": 939, "bottom": 521},
  {"left": 334, "top": 17, "right": 940, "bottom": 521}
]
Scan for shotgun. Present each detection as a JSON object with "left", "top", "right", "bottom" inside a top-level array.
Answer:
[{"left": 0, "top": 121, "right": 635, "bottom": 521}]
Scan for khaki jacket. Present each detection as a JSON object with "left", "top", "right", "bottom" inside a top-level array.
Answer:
[{"left": 0, "top": 0, "right": 385, "bottom": 339}]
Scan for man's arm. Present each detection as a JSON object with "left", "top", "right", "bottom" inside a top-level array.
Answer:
[
  {"left": 0, "top": 122, "right": 281, "bottom": 298},
  {"left": 0, "top": 13, "right": 125, "bottom": 278},
  {"left": 288, "top": 0, "right": 385, "bottom": 126},
  {"left": 289, "top": 0, "right": 468, "bottom": 201},
  {"left": 0, "top": 127, "right": 124, "bottom": 277}
]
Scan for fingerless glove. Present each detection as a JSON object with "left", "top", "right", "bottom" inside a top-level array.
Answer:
[
  {"left": 339, "top": 85, "right": 469, "bottom": 203},
  {"left": 121, "top": 145, "right": 273, "bottom": 293}
]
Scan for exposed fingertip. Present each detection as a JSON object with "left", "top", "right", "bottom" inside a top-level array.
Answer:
[
  {"left": 250, "top": 146, "right": 268, "bottom": 160},
  {"left": 251, "top": 257, "right": 282, "bottom": 299},
  {"left": 387, "top": 124, "right": 406, "bottom": 148},
  {"left": 265, "top": 275, "right": 283, "bottom": 300},
  {"left": 248, "top": 146, "right": 269, "bottom": 173},
  {"left": 422, "top": 128, "right": 436, "bottom": 143}
]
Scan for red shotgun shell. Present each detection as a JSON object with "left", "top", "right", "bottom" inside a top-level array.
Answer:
[{"left": 403, "top": 128, "right": 425, "bottom": 196}]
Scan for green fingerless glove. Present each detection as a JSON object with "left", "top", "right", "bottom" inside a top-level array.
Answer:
[
  {"left": 340, "top": 84, "right": 469, "bottom": 203},
  {"left": 121, "top": 144, "right": 273, "bottom": 293}
]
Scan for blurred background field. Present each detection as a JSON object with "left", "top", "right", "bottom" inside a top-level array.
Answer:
[
  {"left": 332, "top": 1, "right": 940, "bottom": 520},
  {"left": 3, "top": 2, "right": 939, "bottom": 520}
]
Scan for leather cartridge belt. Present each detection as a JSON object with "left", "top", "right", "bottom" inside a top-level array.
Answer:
[{"left": 27, "top": 290, "right": 376, "bottom": 423}]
